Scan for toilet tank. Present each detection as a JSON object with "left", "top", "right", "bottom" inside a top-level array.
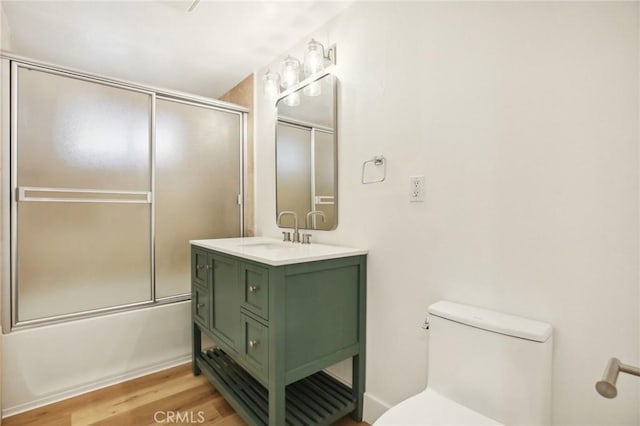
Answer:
[{"left": 427, "top": 301, "right": 553, "bottom": 425}]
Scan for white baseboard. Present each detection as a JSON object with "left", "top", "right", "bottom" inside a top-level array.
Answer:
[
  {"left": 2, "top": 355, "right": 191, "bottom": 418},
  {"left": 363, "top": 391, "right": 392, "bottom": 424}
]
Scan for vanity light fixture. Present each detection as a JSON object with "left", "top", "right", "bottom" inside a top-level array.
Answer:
[
  {"left": 304, "top": 39, "right": 325, "bottom": 76},
  {"left": 263, "top": 70, "right": 281, "bottom": 98},
  {"left": 263, "top": 39, "right": 336, "bottom": 102},
  {"left": 281, "top": 56, "right": 301, "bottom": 106},
  {"left": 303, "top": 39, "right": 325, "bottom": 97},
  {"left": 281, "top": 56, "right": 301, "bottom": 89}
]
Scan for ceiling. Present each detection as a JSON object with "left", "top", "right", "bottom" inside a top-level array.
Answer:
[{"left": 0, "top": 0, "right": 352, "bottom": 98}]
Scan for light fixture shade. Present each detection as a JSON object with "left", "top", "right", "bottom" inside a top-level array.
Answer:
[
  {"left": 281, "top": 56, "right": 301, "bottom": 89},
  {"left": 283, "top": 92, "right": 300, "bottom": 107},
  {"left": 303, "top": 80, "right": 321, "bottom": 97},
  {"left": 263, "top": 70, "right": 281, "bottom": 98},
  {"left": 304, "top": 39, "right": 325, "bottom": 77}
]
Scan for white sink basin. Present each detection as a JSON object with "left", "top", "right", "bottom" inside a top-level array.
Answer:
[
  {"left": 190, "top": 237, "right": 367, "bottom": 266},
  {"left": 237, "top": 241, "right": 297, "bottom": 250}
]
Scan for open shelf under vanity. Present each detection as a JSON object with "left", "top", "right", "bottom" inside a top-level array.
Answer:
[{"left": 197, "top": 349, "right": 356, "bottom": 425}]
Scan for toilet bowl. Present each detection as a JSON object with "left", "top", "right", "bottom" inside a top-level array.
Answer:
[
  {"left": 373, "top": 301, "right": 553, "bottom": 426},
  {"left": 375, "top": 388, "right": 501, "bottom": 426}
]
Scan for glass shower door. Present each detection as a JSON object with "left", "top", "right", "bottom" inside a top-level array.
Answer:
[
  {"left": 15, "top": 66, "right": 153, "bottom": 322},
  {"left": 155, "top": 98, "right": 241, "bottom": 299}
]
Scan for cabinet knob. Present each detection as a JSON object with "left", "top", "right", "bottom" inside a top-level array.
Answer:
[
  {"left": 248, "top": 285, "right": 258, "bottom": 293},
  {"left": 205, "top": 264, "right": 212, "bottom": 270},
  {"left": 249, "top": 340, "right": 259, "bottom": 348},
  {"left": 196, "top": 303, "right": 205, "bottom": 308},
  {"left": 196, "top": 264, "right": 205, "bottom": 270}
]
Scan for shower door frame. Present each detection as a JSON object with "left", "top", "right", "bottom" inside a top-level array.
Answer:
[{"left": 0, "top": 53, "right": 248, "bottom": 332}]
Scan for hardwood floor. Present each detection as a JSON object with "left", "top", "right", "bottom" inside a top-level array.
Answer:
[{"left": 3, "top": 364, "right": 370, "bottom": 426}]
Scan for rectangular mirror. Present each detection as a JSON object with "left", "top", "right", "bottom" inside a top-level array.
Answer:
[{"left": 276, "top": 73, "right": 337, "bottom": 230}]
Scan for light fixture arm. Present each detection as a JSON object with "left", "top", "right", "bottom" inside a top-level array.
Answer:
[{"left": 325, "top": 44, "right": 337, "bottom": 66}]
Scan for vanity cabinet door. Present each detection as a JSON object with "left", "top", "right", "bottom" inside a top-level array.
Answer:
[{"left": 211, "top": 254, "right": 241, "bottom": 352}]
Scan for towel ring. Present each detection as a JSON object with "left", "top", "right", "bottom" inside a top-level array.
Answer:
[{"left": 361, "top": 155, "right": 386, "bottom": 184}]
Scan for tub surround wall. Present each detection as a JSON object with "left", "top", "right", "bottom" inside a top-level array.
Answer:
[
  {"left": 255, "top": 2, "right": 640, "bottom": 425},
  {"left": 1, "top": 302, "right": 191, "bottom": 417}
]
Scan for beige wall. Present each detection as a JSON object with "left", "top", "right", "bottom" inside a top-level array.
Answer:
[
  {"left": 255, "top": 2, "right": 640, "bottom": 424},
  {"left": 220, "top": 74, "right": 255, "bottom": 236},
  {"left": 0, "top": 3, "right": 9, "bottom": 51}
]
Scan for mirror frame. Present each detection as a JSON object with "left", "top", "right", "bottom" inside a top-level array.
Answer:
[{"left": 275, "top": 69, "right": 338, "bottom": 231}]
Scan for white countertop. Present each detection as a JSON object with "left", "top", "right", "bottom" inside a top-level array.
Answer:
[{"left": 190, "top": 237, "right": 367, "bottom": 266}]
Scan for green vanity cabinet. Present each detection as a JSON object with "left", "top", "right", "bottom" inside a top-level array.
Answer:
[
  {"left": 210, "top": 253, "right": 242, "bottom": 351},
  {"left": 241, "top": 262, "right": 270, "bottom": 321},
  {"left": 191, "top": 243, "right": 367, "bottom": 426},
  {"left": 192, "top": 249, "right": 243, "bottom": 352}
]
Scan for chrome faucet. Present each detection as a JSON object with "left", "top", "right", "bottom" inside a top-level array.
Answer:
[
  {"left": 305, "top": 210, "right": 326, "bottom": 229},
  {"left": 277, "top": 211, "right": 300, "bottom": 243}
]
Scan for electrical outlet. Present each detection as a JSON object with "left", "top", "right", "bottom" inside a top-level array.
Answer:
[{"left": 409, "top": 175, "right": 425, "bottom": 202}]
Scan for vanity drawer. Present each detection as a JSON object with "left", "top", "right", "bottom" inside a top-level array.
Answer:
[
  {"left": 192, "top": 248, "right": 209, "bottom": 286},
  {"left": 192, "top": 284, "right": 210, "bottom": 329},
  {"left": 242, "top": 313, "right": 269, "bottom": 384},
  {"left": 241, "top": 263, "right": 269, "bottom": 320}
]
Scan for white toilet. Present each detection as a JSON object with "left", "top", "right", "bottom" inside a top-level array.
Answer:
[{"left": 375, "top": 301, "right": 553, "bottom": 425}]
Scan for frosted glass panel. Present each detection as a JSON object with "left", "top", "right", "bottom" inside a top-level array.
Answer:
[
  {"left": 276, "top": 123, "right": 312, "bottom": 228},
  {"left": 17, "top": 67, "right": 151, "bottom": 190},
  {"left": 313, "top": 130, "right": 336, "bottom": 230},
  {"left": 17, "top": 202, "right": 151, "bottom": 321},
  {"left": 155, "top": 99, "right": 241, "bottom": 298}
]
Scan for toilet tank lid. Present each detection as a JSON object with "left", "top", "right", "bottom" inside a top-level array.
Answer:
[{"left": 428, "top": 301, "right": 552, "bottom": 342}]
